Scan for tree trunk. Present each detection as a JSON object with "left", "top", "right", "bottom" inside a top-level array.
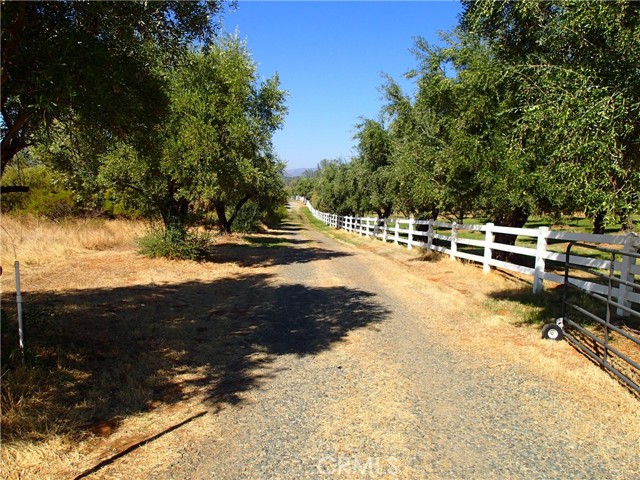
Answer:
[
  {"left": 493, "top": 206, "right": 530, "bottom": 262},
  {"left": 0, "top": 111, "right": 31, "bottom": 178},
  {"left": 214, "top": 201, "right": 231, "bottom": 233},
  {"left": 592, "top": 210, "right": 605, "bottom": 235},
  {"left": 227, "top": 194, "right": 252, "bottom": 231},
  {"left": 158, "top": 196, "right": 189, "bottom": 233},
  {"left": 415, "top": 206, "right": 438, "bottom": 233}
]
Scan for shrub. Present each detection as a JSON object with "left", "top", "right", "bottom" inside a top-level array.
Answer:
[
  {"left": 232, "top": 200, "right": 289, "bottom": 233},
  {"left": 136, "top": 225, "right": 210, "bottom": 260},
  {"left": 232, "top": 201, "right": 263, "bottom": 233},
  {"left": 263, "top": 204, "right": 288, "bottom": 227}
]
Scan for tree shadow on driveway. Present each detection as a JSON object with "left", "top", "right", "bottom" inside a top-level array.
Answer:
[
  {"left": 2, "top": 272, "right": 390, "bottom": 442},
  {"left": 206, "top": 242, "right": 351, "bottom": 267}
]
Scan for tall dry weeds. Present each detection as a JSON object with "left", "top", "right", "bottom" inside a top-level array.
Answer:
[{"left": 0, "top": 215, "right": 146, "bottom": 270}]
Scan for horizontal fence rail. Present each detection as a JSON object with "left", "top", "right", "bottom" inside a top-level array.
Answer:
[{"left": 297, "top": 197, "right": 640, "bottom": 314}]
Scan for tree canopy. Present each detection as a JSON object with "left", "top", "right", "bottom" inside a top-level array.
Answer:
[
  {"left": 98, "top": 35, "right": 288, "bottom": 233},
  {"left": 1, "top": 0, "right": 229, "bottom": 177}
]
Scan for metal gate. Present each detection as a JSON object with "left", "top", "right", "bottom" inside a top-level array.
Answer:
[{"left": 544, "top": 242, "right": 640, "bottom": 394}]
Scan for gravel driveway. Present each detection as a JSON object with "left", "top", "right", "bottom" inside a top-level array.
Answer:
[{"left": 104, "top": 203, "right": 638, "bottom": 480}]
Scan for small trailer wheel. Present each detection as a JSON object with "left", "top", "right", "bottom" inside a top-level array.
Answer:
[{"left": 542, "top": 323, "right": 564, "bottom": 341}]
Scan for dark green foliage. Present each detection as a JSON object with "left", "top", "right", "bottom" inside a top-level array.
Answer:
[
  {"left": 99, "top": 36, "right": 288, "bottom": 234},
  {"left": 1, "top": 0, "right": 229, "bottom": 176},
  {"left": 290, "top": 176, "right": 318, "bottom": 200},
  {"left": 232, "top": 201, "right": 263, "bottom": 233},
  {"left": 231, "top": 201, "right": 288, "bottom": 233},
  {"left": 460, "top": 0, "right": 640, "bottom": 230},
  {"left": 313, "top": 159, "right": 359, "bottom": 216},
  {"left": 262, "top": 205, "right": 289, "bottom": 228}
]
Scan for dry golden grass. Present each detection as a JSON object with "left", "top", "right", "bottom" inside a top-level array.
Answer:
[
  {"left": 0, "top": 215, "right": 146, "bottom": 270},
  {"left": 0, "top": 215, "right": 268, "bottom": 479}
]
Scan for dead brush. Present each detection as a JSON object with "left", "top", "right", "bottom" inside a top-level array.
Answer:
[
  {"left": 0, "top": 362, "right": 70, "bottom": 442},
  {"left": 0, "top": 215, "right": 146, "bottom": 269}
]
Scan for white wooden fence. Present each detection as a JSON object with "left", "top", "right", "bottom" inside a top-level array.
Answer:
[{"left": 298, "top": 197, "right": 640, "bottom": 311}]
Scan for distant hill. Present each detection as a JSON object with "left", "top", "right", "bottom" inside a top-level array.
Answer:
[{"left": 284, "top": 167, "right": 316, "bottom": 178}]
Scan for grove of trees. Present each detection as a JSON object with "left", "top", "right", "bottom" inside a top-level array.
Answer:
[
  {"left": 1, "top": 0, "right": 288, "bottom": 247},
  {"left": 293, "top": 0, "right": 639, "bottom": 235}
]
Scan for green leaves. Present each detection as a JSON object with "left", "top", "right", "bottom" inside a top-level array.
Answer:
[
  {"left": 1, "top": 0, "right": 229, "bottom": 175},
  {"left": 460, "top": 0, "right": 640, "bottom": 226},
  {"left": 98, "top": 34, "right": 288, "bottom": 233},
  {"left": 309, "top": 1, "right": 638, "bottom": 234}
]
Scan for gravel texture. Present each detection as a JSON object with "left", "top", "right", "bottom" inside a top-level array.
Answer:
[{"left": 113, "top": 204, "right": 638, "bottom": 480}]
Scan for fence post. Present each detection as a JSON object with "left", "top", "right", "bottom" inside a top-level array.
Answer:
[
  {"left": 450, "top": 222, "right": 458, "bottom": 260},
  {"left": 382, "top": 218, "right": 389, "bottom": 242},
  {"left": 616, "top": 232, "right": 639, "bottom": 317},
  {"left": 408, "top": 218, "right": 414, "bottom": 250},
  {"left": 394, "top": 219, "right": 400, "bottom": 245},
  {"left": 533, "top": 226, "right": 549, "bottom": 294},
  {"left": 484, "top": 223, "right": 494, "bottom": 273},
  {"left": 427, "top": 220, "right": 434, "bottom": 251}
]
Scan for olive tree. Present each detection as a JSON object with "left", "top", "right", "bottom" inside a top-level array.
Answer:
[
  {"left": 100, "top": 35, "right": 288, "bottom": 234},
  {"left": 1, "top": 0, "right": 229, "bottom": 182}
]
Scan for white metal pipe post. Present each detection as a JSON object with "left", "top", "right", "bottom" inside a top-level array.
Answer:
[{"left": 15, "top": 261, "right": 25, "bottom": 363}]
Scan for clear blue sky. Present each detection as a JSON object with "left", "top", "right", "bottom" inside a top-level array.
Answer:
[{"left": 222, "top": 1, "right": 463, "bottom": 171}]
